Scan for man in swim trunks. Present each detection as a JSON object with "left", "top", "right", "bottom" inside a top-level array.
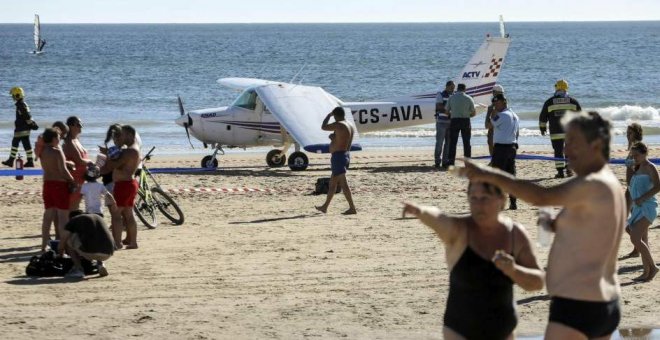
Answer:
[
  {"left": 40, "top": 128, "right": 76, "bottom": 252},
  {"left": 315, "top": 107, "right": 357, "bottom": 215},
  {"left": 63, "top": 116, "right": 92, "bottom": 211},
  {"left": 460, "top": 111, "right": 625, "bottom": 339},
  {"left": 101, "top": 125, "right": 141, "bottom": 249}
]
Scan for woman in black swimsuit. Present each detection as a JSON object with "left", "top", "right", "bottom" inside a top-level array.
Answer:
[{"left": 403, "top": 181, "right": 544, "bottom": 340}]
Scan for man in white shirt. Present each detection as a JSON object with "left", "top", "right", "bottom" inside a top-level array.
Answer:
[{"left": 490, "top": 93, "right": 519, "bottom": 210}]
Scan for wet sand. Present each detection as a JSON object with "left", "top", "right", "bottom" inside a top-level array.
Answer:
[{"left": 0, "top": 147, "right": 658, "bottom": 339}]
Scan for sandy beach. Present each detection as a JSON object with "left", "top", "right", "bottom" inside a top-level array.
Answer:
[{"left": 0, "top": 146, "right": 658, "bottom": 339}]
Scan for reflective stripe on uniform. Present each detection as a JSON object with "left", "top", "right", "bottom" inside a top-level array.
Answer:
[
  {"left": 555, "top": 160, "right": 566, "bottom": 169},
  {"left": 13, "top": 130, "right": 30, "bottom": 138},
  {"left": 548, "top": 104, "right": 578, "bottom": 112},
  {"left": 539, "top": 122, "right": 547, "bottom": 128},
  {"left": 550, "top": 133, "right": 565, "bottom": 140}
]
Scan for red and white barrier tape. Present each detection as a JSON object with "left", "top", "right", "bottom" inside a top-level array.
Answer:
[{"left": 0, "top": 187, "right": 277, "bottom": 196}]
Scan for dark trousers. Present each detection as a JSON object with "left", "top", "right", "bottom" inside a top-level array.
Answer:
[
  {"left": 492, "top": 143, "right": 517, "bottom": 206},
  {"left": 447, "top": 118, "right": 471, "bottom": 166},
  {"left": 9, "top": 135, "right": 33, "bottom": 159},
  {"left": 551, "top": 138, "right": 566, "bottom": 172}
]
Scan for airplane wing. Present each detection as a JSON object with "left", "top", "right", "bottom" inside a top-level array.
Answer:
[
  {"left": 255, "top": 83, "right": 362, "bottom": 153},
  {"left": 217, "top": 77, "right": 282, "bottom": 91}
]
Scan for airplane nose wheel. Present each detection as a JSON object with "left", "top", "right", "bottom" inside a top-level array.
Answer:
[
  {"left": 201, "top": 155, "right": 218, "bottom": 169},
  {"left": 266, "top": 149, "right": 286, "bottom": 168},
  {"left": 288, "top": 151, "right": 309, "bottom": 171}
]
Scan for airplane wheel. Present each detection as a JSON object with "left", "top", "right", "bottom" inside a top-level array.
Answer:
[
  {"left": 201, "top": 155, "right": 218, "bottom": 168},
  {"left": 266, "top": 149, "right": 286, "bottom": 167},
  {"left": 288, "top": 151, "right": 309, "bottom": 171}
]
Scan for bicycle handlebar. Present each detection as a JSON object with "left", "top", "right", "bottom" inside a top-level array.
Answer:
[{"left": 142, "top": 146, "right": 156, "bottom": 162}]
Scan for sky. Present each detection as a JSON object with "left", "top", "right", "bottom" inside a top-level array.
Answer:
[{"left": 2, "top": 0, "right": 659, "bottom": 23}]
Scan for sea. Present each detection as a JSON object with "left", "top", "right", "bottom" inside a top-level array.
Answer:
[{"left": 1, "top": 22, "right": 659, "bottom": 158}]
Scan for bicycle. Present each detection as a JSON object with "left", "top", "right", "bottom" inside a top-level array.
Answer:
[{"left": 133, "top": 146, "right": 185, "bottom": 229}]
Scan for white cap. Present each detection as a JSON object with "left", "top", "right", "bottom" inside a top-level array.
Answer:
[{"left": 492, "top": 84, "right": 504, "bottom": 93}]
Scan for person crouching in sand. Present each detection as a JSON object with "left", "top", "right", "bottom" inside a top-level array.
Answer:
[
  {"left": 40, "top": 127, "right": 76, "bottom": 252},
  {"left": 403, "top": 181, "right": 544, "bottom": 340},
  {"left": 316, "top": 107, "right": 357, "bottom": 215},
  {"left": 458, "top": 111, "right": 625, "bottom": 339}
]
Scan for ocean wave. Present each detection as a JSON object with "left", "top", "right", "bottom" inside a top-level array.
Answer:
[
  {"left": 595, "top": 105, "right": 660, "bottom": 121},
  {"left": 517, "top": 105, "right": 660, "bottom": 122},
  {"left": 364, "top": 128, "right": 545, "bottom": 138},
  {"left": 363, "top": 126, "right": 642, "bottom": 139}
]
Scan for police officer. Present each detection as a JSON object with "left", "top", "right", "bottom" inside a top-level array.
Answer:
[
  {"left": 434, "top": 80, "right": 455, "bottom": 169},
  {"left": 485, "top": 84, "right": 505, "bottom": 156},
  {"left": 490, "top": 93, "right": 519, "bottom": 210},
  {"left": 539, "top": 80, "right": 581, "bottom": 178},
  {"left": 3, "top": 87, "right": 37, "bottom": 167}
]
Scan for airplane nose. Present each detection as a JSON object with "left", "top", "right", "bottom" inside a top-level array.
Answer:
[{"left": 175, "top": 115, "right": 187, "bottom": 127}]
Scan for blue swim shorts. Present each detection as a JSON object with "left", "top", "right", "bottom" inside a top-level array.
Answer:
[{"left": 331, "top": 151, "right": 350, "bottom": 176}]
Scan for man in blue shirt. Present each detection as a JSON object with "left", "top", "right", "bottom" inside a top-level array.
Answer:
[
  {"left": 434, "top": 81, "right": 455, "bottom": 169},
  {"left": 490, "top": 93, "right": 520, "bottom": 210}
]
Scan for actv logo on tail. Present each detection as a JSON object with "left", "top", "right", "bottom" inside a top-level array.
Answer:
[{"left": 463, "top": 71, "right": 482, "bottom": 79}]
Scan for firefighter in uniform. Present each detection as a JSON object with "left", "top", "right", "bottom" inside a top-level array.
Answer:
[
  {"left": 2, "top": 87, "right": 38, "bottom": 167},
  {"left": 539, "top": 79, "right": 581, "bottom": 178}
]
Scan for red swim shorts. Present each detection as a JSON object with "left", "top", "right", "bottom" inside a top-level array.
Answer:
[
  {"left": 113, "top": 179, "right": 138, "bottom": 208},
  {"left": 43, "top": 181, "right": 70, "bottom": 210},
  {"left": 68, "top": 165, "right": 86, "bottom": 208}
]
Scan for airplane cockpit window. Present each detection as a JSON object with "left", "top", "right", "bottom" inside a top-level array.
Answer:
[{"left": 232, "top": 90, "right": 257, "bottom": 110}]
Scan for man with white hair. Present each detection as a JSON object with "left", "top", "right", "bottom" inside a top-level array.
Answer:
[{"left": 485, "top": 84, "right": 505, "bottom": 156}]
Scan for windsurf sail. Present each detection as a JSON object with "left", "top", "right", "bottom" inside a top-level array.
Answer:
[{"left": 33, "top": 14, "right": 46, "bottom": 53}]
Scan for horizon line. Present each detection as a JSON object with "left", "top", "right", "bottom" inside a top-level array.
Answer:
[{"left": 1, "top": 19, "right": 659, "bottom": 24}]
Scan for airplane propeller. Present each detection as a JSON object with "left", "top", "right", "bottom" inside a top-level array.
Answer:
[{"left": 177, "top": 95, "right": 194, "bottom": 149}]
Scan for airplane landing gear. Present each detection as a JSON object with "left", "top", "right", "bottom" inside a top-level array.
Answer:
[
  {"left": 201, "top": 144, "right": 224, "bottom": 169},
  {"left": 266, "top": 149, "right": 286, "bottom": 167},
  {"left": 201, "top": 155, "right": 218, "bottom": 168},
  {"left": 288, "top": 151, "right": 309, "bottom": 171}
]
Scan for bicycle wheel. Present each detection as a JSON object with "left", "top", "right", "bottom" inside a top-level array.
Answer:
[
  {"left": 133, "top": 191, "right": 158, "bottom": 229},
  {"left": 151, "top": 187, "right": 185, "bottom": 225}
]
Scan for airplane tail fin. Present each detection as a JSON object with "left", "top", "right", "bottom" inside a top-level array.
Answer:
[{"left": 455, "top": 17, "right": 511, "bottom": 109}]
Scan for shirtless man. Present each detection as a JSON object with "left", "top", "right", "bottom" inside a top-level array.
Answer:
[
  {"left": 63, "top": 116, "right": 92, "bottom": 211},
  {"left": 315, "top": 107, "right": 357, "bottom": 215},
  {"left": 458, "top": 111, "right": 624, "bottom": 340},
  {"left": 101, "top": 125, "right": 141, "bottom": 249},
  {"left": 40, "top": 128, "right": 75, "bottom": 251}
]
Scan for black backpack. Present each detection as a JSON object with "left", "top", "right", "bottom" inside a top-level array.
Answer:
[
  {"left": 25, "top": 250, "right": 69, "bottom": 277},
  {"left": 314, "top": 178, "right": 342, "bottom": 195},
  {"left": 25, "top": 250, "right": 99, "bottom": 277}
]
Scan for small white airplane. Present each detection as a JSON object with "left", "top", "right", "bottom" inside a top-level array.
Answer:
[{"left": 176, "top": 19, "right": 511, "bottom": 171}]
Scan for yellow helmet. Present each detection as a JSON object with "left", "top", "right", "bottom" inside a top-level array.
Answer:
[
  {"left": 554, "top": 79, "right": 569, "bottom": 91},
  {"left": 9, "top": 87, "right": 24, "bottom": 100}
]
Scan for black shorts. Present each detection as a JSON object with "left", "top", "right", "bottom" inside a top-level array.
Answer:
[{"left": 549, "top": 296, "right": 620, "bottom": 338}]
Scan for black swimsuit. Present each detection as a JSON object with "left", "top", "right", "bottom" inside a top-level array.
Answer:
[{"left": 444, "top": 224, "right": 517, "bottom": 340}]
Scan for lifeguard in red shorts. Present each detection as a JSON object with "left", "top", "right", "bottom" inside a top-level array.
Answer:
[
  {"left": 63, "top": 116, "right": 92, "bottom": 211},
  {"left": 100, "top": 125, "right": 141, "bottom": 249},
  {"left": 39, "top": 127, "right": 75, "bottom": 252}
]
